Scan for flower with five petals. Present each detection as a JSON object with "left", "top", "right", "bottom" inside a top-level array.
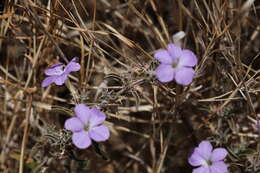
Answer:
[
  {"left": 65, "top": 104, "right": 110, "bottom": 149},
  {"left": 42, "top": 57, "right": 80, "bottom": 87},
  {"left": 154, "top": 43, "right": 198, "bottom": 85},
  {"left": 188, "top": 141, "right": 228, "bottom": 173}
]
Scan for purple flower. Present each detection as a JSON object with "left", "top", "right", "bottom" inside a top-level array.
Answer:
[
  {"left": 256, "top": 117, "right": 260, "bottom": 130},
  {"left": 41, "top": 57, "right": 80, "bottom": 87},
  {"left": 65, "top": 104, "right": 110, "bottom": 149},
  {"left": 188, "top": 141, "right": 228, "bottom": 173},
  {"left": 154, "top": 43, "right": 198, "bottom": 85}
]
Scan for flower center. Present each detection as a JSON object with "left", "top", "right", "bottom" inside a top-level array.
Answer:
[
  {"left": 57, "top": 65, "right": 66, "bottom": 73},
  {"left": 206, "top": 160, "right": 213, "bottom": 166},
  {"left": 171, "top": 59, "right": 179, "bottom": 68},
  {"left": 52, "top": 64, "right": 66, "bottom": 75},
  {"left": 84, "top": 123, "right": 90, "bottom": 131}
]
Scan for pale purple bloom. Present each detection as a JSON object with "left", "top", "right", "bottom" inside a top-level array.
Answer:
[
  {"left": 154, "top": 43, "right": 198, "bottom": 85},
  {"left": 65, "top": 104, "right": 110, "bottom": 149},
  {"left": 188, "top": 141, "right": 228, "bottom": 173},
  {"left": 41, "top": 57, "right": 80, "bottom": 87},
  {"left": 256, "top": 117, "right": 260, "bottom": 130}
]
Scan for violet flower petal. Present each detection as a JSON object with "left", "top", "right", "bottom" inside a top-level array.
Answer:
[
  {"left": 64, "top": 117, "right": 84, "bottom": 132},
  {"left": 196, "top": 141, "right": 213, "bottom": 160},
  {"left": 175, "top": 67, "right": 195, "bottom": 86},
  {"left": 74, "top": 104, "right": 91, "bottom": 124},
  {"left": 155, "top": 64, "right": 175, "bottom": 83},
  {"left": 188, "top": 150, "right": 205, "bottom": 166},
  {"left": 192, "top": 166, "right": 209, "bottom": 173},
  {"left": 167, "top": 43, "right": 182, "bottom": 60},
  {"left": 89, "top": 107, "right": 106, "bottom": 127},
  {"left": 65, "top": 57, "right": 81, "bottom": 74},
  {"left": 210, "top": 161, "right": 228, "bottom": 173},
  {"left": 178, "top": 50, "right": 198, "bottom": 67},
  {"left": 53, "top": 74, "right": 68, "bottom": 85},
  {"left": 41, "top": 76, "right": 55, "bottom": 87},
  {"left": 89, "top": 125, "right": 110, "bottom": 142},
  {"left": 44, "top": 63, "right": 64, "bottom": 76},
  {"left": 211, "top": 148, "right": 228, "bottom": 162},
  {"left": 72, "top": 131, "right": 91, "bottom": 149},
  {"left": 154, "top": 50, "right": 173, "bottom": 64}
]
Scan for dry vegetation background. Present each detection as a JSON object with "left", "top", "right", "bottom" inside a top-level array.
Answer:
[{"left": 0, "top": 0, "right": 260, "bottom": 172}]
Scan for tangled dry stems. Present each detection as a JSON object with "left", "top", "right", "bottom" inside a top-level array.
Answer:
[{"left": 0, "top": 0, "right": 259, "bottom": 172}]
